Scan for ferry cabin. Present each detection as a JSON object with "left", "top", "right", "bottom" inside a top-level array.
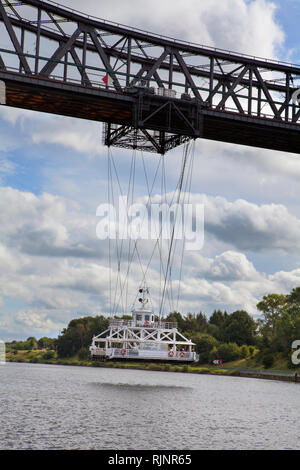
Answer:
[{"left": 90, "top": 307, "right": 199, "bottom": 363}]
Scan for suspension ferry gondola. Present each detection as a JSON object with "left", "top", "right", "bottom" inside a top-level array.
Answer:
[
  {"left": 90, "top": 287, "right": 199, "bottom": 363},
  {"left": 90, "top": 140, "right": 199, "bottom": 363}
]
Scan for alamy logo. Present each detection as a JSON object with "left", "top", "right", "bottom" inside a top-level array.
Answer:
[
  {"left": 291, "top": 340, "right": 300, "bottom": 365},
  {"left": 96, "top": 196, "right": 205, "bottom": 251}
]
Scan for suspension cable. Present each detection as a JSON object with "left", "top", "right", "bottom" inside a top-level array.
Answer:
[
  {"left": 106, "top": 140, "right": 194, "bottom": 321},
  {"left": 176, "top": 140, "right": 196, "bottom": 312},
  {"left": 159, "top": 141, "right": 191, "bottom": 319}
]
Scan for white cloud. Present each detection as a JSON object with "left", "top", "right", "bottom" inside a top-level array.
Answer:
[
  {"left": 15, "top": 310, "right": 64, "bottom": 333},
  {"left": 200, "top": 194, "right": 300, "bottom": 251},
  {"left": 0, "top": 186, "right": 300, "bottom": 340},
  {"left": 204, "top": 251, "right": 260, "bottom": 281},
  {"left": 0, "top": 186, "right": 106, "bottom": 259},
  {"left": 149, "top": 191, "right": 300, "bottom": 253},
  {"left": 31, "top": 119, "right": 105, "bottom": 157},
  {"left": 0, "top": 156, "right": 15, "bottom": 184},
  {"left": 194, "top": 140, "right": 300, "bottom": 182},
  {"left": 270, "top": 268, "right": 300, "bottom": 292},
  {"left": 0, "top": 108, "right": 105, "bottom": 157}
]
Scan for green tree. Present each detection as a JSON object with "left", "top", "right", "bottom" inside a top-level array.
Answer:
[
  {"left": 209, "top": 310, "right": 227, "bottom": 328},
  {"left": 286, "top": 287, "right": 300, "bottom": 306},
  {"left": 257, "top": 294, "right": 287, "bottom": 331},
  {"left": 206, "top": 323, "right": 221, "bottom": 341},
  {"left": 256, "top": 293, "right": 291, "bottom": 353},
  {"left": 38, "top": 337, "right": 57, "bottom": 350},
  {"left": 240, "top": 345, "right": 250, "bottom": 358},
  {"left": 273, "top": 305, "right": 300, "bottom": 355},
  {"left": 183, "top": 313, "right": 199, "bottom": 333},
  {"left": 208, "top": 310, "right": 228, "bottom": 341},
  {"left": 26, "top": 337, "right": 38, "bottom": 350},
  {"left": 193, "top": 333, "right": 219, "bottom": 363},
  {"left": 57, "top": 315, "right": 109, "bottom": 358},
  {"left": 165, "top": 311, "right": 186, "bottom": 331},
  {"left": 223, "top": 310, "right": 256, "bottom": 346},
  {"left": 194, "top": 312, "right": 208, "bottom": 332},
  {"left": 261, "top": 350, "right": 274, "bottom": 369},
  {"left": 209, "top": 342, "right": 241, "bottom": 363}
]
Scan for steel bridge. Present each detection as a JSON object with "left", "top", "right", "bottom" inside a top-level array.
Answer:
[{"left": 0, "top": 0, "right": 300, "bottom": 154}]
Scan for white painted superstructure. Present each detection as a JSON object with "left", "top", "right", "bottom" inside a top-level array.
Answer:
[{"left": 90, "top": 288, "right": 199, "bottom": 363}]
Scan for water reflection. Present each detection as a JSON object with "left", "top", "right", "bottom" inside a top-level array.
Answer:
[{"left": 90, "top": 382, "right": 191, "bottom": 391}]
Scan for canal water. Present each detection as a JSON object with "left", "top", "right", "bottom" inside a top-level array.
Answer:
[{"left": 0, "top": 362, "right": 299, "bottom": 450}]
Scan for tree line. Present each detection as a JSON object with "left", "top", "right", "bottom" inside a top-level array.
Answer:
[{"left": 7, "top": 287, "right": 300, "bottom": 368}]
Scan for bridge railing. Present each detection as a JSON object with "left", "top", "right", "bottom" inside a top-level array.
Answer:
[
  {"left": 2, "top": 63, "right": 297, "bottom": 126},
  {"left": 1, "top": 47, "right": 296, "bottom": 126},
  {"left": 32, "top": 0, "right": 300, "bottom": 70}
]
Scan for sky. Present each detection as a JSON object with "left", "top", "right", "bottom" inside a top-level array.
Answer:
[{"left": 1, "top": 0, "right": 300, "bottom": 341}]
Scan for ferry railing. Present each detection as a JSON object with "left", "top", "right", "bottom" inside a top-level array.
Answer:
[
  {"left": 91, "top": 347, "right": 106, "bottom": 356},
  {"left": 109, "top": 320, "right": 178, "bottom": 329},
  {"left": 109, "top": 320, "right": 135, "bottom": 328},
  {"left": 109, "top": 348, "right": 197, "bottom": 361},
  {"left": 92, "top": 347, "right": 199, "bottom": 362}
]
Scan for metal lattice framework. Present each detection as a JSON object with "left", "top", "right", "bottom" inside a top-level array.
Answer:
[
  {"left": 93, "top": 323, "right": 194, "bottom": 348},
  {"left": 1, "top": 0, "right": 300, "bottom": 153},
  {"left": 91, "top": 320, "right": 197, "bottom": 362}
]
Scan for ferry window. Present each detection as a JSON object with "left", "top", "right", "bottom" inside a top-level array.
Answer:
[
  {"left": 145, "top": 315, "right": 150, "bottom": 321},
  {"left": 137, "top": 315, "right": 142, "bottom": 321}
]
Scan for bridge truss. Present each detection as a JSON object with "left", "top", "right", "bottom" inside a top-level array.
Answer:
[{"left": 0, "top": 0, "right": 300, "bottom": 154}]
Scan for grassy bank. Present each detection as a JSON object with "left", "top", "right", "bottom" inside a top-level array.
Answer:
[
  {"left": 5, "top": 349, "right": 300, "bottom": 382},
  {"left": 5, "top": 350, "right": 234, "bottom": 375}
]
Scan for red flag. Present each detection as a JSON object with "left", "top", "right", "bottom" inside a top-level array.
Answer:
[{"left": 102, "top": 74, "right": 109, "bottom": 86}]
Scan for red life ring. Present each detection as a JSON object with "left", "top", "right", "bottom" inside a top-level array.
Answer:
[
  {"left": 121, "top": 348, "right": 126, "bottom": 356},
  {"left": 169, "top": 350, "right": 174, "bottom": 357},
  {"left": 180, "top": 351, "right": 185, "bottom": 358},
  {"left": 145, "top": 321, "right": 150, "bottom": 327}
]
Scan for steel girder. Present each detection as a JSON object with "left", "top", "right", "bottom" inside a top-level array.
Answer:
[{"left": 0, "top": 0, "right": 300, "bottom": 153}]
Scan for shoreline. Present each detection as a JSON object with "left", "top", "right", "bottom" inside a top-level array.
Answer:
[{"left": 5, "top": 356, "right": 300, "bottom": 384}]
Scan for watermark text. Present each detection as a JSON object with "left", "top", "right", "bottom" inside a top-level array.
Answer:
[{"left": 96, "top": 196, "right": 204, "bottom": 251}]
